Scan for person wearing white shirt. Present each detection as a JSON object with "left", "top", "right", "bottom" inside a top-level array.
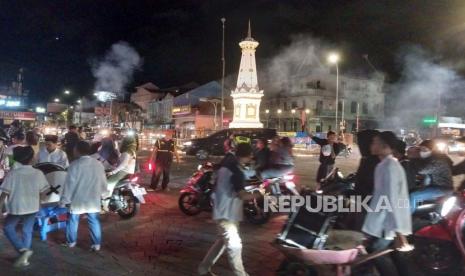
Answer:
[
  {"left": 38, "top": 135, "right": 69, "bottom": 168},
  {"left": 198, "top": 144, "right": 265, "bottom": 276},
  {"left": 105, "top": 137, "right": 137, "bottom": 196},
  {"left": 60, "top": 141, "right": 107, "bottom": 251},
  {"left": 362, "top": 131, "right": 412, "bottom": 275},
  {"left": 0, "top": 146, "right": 50, "bottom": 267}
]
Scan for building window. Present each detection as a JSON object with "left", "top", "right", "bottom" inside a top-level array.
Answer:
[
  {"left": 351, "top": 101, "right": 357, "bottom": 113},
  {"left": 306, "top": 82, "right": 313, "bottom": 89},
  {"left": 316, "top": 80, "right": 321, "bottom": 89},
  {"left": 302, "top": 99, "right": 306, "bottom": 108},
  {"left": 362, "top": 102, "right": 368, "bottom": 114},
  {"left": 338, "top": 101, "right": 342, "bottom": 113},
  {"left": 292, "top": 101, "right": 298, "bottom": 108},
  {"left": 283, "top": 102, "right": 288, "bottom": 111}
]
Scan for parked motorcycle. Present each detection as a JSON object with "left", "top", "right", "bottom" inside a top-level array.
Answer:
[
  {"left": 409, "top": 192, "right": 465, "bottom": 275},
  {"left": 178, "top": 162, "right": 298, "bottom": 224},
  {"left": 34, "top": 162, "right": 146, "bottom": 219}
]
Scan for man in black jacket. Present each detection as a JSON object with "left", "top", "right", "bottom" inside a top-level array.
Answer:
[{"left": 309, "top": 131, "right": 343, "bottom": 185}]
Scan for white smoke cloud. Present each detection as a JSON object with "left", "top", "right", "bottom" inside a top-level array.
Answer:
[
  {"left": 261, "top": 35, "right": 330, "bottom": 94},
  {"left": 92, "top": 41, "right": 142, "bottom": 98},
  {"left": 386, "top": 46, "right": 465, "bottom": 129}
]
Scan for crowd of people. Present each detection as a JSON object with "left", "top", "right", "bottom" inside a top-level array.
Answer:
[
  {"left": 0, "top": 121, "right": 462, "bottom": 274},
  {"left": 0, "top": 121, "right": 138, "bottom": 268}
]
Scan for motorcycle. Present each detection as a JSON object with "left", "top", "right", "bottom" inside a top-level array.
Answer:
[
  {"left": 178, "top": 162, "right": 298, "bottom": 224},
  {"left": 409, "top": 192, "right": 465, "bottom": 275},
  {"left": 34, "top": 162, "right": 146, "bottom": 219}
]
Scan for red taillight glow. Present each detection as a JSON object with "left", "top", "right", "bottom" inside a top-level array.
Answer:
[
  {"left": 148, "top": 163, "right": 153, "bottom": 171},
  {"left": 283, "top": 174, "right": 294, "bottom": 181}
]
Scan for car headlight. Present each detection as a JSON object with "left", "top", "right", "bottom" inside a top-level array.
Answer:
[
  {"left": 183, "top": 141, "right": 192, "bottom": 146},
  {"left": 436, "top": 142, "right": 447, "bottom": 152},
  {"left": 440, "top": 196, "right": 457, "bottom": 217}
]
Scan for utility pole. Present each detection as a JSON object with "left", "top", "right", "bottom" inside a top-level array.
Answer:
[
  {"left": 221, "top": 18, "right": 226, "bottom": 129},
  {"left": 356, "top": 102, "right": 360, "bottom": 133}
]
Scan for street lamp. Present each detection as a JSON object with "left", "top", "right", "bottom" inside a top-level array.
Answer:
[
  {"left": 305, "top": 108, "right": 310, "bottom": 131},
  {"left": 54, "top": 98, "right": 60, "bottom": 103},
  {"left": 200, "top": 97, "right": 221, "bottom": 130},
  {"left": 328, "top": 52, "right": 340, "bottom": 132},
  {"left": 64, "top": 90, "right": 70, "bottom": 95},
  {"left": 277, "top": 109, "right": 282, "bottom": 131},
  {"left": 291, "top": 109, "right": 296, "bottom": 131}
]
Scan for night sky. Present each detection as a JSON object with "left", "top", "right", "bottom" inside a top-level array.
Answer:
[{"left": 1, "top": 0, "right": 465, "bottom": 104}]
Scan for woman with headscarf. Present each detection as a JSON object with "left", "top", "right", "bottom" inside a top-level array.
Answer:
[{"left": 105, "top": 137, "right": 137, "bottom": 195}]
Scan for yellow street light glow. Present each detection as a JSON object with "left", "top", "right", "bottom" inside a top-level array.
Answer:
[
  {"left": 64, "top": 90, "right": 70, "bottom": 95},
  {"left": 277, "top": 109, "right": 282, "bottom": 114},
  {"left": 305, "top": 109, "right": 310, "bottom": 114},
  {"left": 265, "top": 109, "right": 269, "bottom": 114},
  {"left": 291, "top": 109, "right": 296, "bottom": 114},
  {"left": 54, "top": 98, "right": 60, "bottom": 102},
  {"left": 328, "top": 53, "right": 340, "bottom": 64}
]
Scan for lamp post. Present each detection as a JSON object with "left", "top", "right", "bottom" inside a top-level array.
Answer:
[
  {"left": 277, "top": 109, "right": 282, "bottom": 131},
  {"left": 291, "top": 109, "right": 296, "bottom": 131},
  {"left": 200, "top": 98, "right": 221, "bottom": 130},
  {"left": 220, "top": 17, "right": 226, "bottom": 129},
  {"left": 77, "top": 99, "right": 83, "bottom": 125},
  {"left": 328, "top": 53, "right": 340, "bottom": 133},
  {"left": 265, "top": 109, "right": 270, "bottom": 128}
]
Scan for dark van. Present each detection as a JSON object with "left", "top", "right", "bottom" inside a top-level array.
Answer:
[{"left": 183, "top": 128, "right": 277, "bottom": 160}]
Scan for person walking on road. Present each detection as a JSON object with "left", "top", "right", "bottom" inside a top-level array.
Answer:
[
  {"left": 0, "top": 146, "right": 50, "bottom": 267},
  {"left": 60, "top": 141, "right": 107, "bottom": 251},
  {"left": 150, "top": 133, "right": 179, "bottom": 191},
  {"left": 363, "top": 131, "right": 412, "bottom": 275},
  {"left": 198, "top": 143, "right": 265, "bottom": 276}
]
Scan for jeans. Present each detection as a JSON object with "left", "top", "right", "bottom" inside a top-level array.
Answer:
[
  {"left": 66, "top": 213, "right": 101, "bottom": 246},
  {"left": 409, "top": 186, "right": 450, "bottom": 213},
  {"left": 198, "top": 220, "right": 248, "bottom": 276},
  {"left": 3, "top": 213, "right": 37, "bottom": 253}
]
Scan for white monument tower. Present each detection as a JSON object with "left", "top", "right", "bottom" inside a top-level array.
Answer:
[{"left": 229, "top": 21, "right": 264, "bottom": 128}]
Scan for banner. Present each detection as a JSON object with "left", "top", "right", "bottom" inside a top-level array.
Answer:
[{"left": 0, "top": 111, "right": 36, "bottom": 121}]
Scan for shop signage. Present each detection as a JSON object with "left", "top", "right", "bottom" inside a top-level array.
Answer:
[
  {"left": 95, "top": 106, "right": 111, "bottom": 116},
  {"left": 172, "top": 105, "right": 191, "bottom": 115},
  {"left": 0, "top": 111, "right": 36, "bottom": 121}
]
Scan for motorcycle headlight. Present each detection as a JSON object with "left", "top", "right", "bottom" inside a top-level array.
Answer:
[
  {"left": 183, "top": 141, "right": 192, "bottom": 146},
  {"left": 440, "top": 196, "right": 457, "bottom": 217},
  {"left": 197, "top": 164, "right": 202, "bottom": 171}
]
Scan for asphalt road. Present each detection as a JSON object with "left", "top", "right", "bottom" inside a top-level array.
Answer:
[{"left": 1, "top": 150, "right": 464, "bottom": 275}]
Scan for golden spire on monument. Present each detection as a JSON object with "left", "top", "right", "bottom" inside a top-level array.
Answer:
[{"left": 229, "top": 20, "right": 264, "bottom": 129}]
